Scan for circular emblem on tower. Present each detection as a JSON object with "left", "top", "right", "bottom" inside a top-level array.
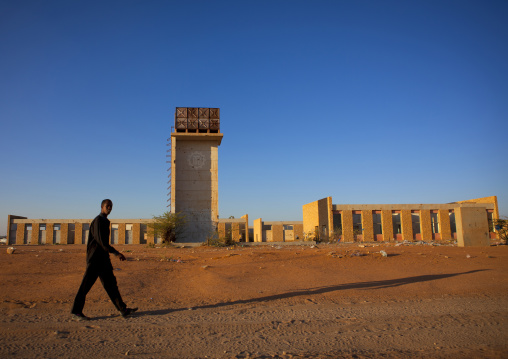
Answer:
[{"left": 188, "top": 151, "right": 205, "bottom": 169}]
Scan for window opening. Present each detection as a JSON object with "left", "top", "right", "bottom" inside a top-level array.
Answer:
[
  {"left": 487, "top": 211, "right": 494, "bottom": 232},
  {"left": 431, "top": 212, "right": 439, "bottom": 234},
  {"left": 392, "top": 212, "right": 401, "bottom": 234},
  {"left": 449, "top": 211, "right": 456, "bottom": 233},
  {"left": 373, "top": 212, "right": 382, "bottom": 235},
  {"left": 411, "top": 211, "right": 421, "bottom": 240}
]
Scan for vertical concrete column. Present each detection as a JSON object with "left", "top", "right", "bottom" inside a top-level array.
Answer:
[
  {"left": 241, "top": 215, "right": 249, "bottom": 242},
  {"left": 381, "top": 210, "right": 393, "bottom": 241},
  {"left": 401, "top": 210, "right": 413, "bottom": 241},
  {"left": 60, "top": 223, "right": 69, "bottom": 245},
  {"left": 232, "top": 223, "right": 241, "bottom": 242},
  {"left": 146, "top": 229, "right": 155, "bottom": 245},
  {"left": 133, "top": 223, "right": 141, "bottom": 244},
  {"left": 46, "top": 224, "right": 54, "bottom": 245},
  {"left": 31, "top": 223, "right": 39, "bottom": 245},
  {"left": 253, "top": 218, "right": 263, "bottom": 242},
  {"left": 361, "top": 210, "right": 374, "bottom": 242},
  {"left": 325, "top": 197, "right": 333, "bottom": 241},
  {"left": 438, "top": 210, "right": 451, "bottom": 240},
  {"left": 75, "top": 223, "right": 83, "bottom": 244},
  {"left": 16, "top": 223, "right": 25, "bottom": 245},
  {"left": 170, "top": 137, "right": 177, "bottom": 213},
  {"left": 218, "top": 223, "right": 226, "bottom": 238},
  {"left": 118, "top": 223, "right": 126, "bottom": 245},
  {"left": 420, "top": 209, "right": 432, "bottom": 241},
  {"left": 342, "top": 210, "right": 354, "bottom": 242},
  {"left": 272, "top": 224, "right": 284, "bottom": 242}
]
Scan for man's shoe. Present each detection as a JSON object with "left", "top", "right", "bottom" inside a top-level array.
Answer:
[
  {"left": 71, "top": 313, "right": 90, "bottom": 321},
  {"left": 122, "top": 307, "right": 138, "bottom": 318}
]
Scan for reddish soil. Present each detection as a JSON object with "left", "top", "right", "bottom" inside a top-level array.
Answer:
[{"left": 0, "top": 242, "right": 507, "bottom": 358}]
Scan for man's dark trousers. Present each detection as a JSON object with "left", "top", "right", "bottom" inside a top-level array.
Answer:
[{"left": 71, "top": 260, "right": 126, "bottom": 314}]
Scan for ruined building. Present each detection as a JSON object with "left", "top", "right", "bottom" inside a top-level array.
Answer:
[{"left": 5, "top": 108, "right": 501, "bottom": 246}]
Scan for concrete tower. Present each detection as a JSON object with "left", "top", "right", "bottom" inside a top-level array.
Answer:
[{"left": 170, "top": 107, "right": 223, "bottom": 242}]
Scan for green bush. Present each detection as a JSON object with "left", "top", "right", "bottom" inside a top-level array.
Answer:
[{"left": 147, "top": 212, "right": 186, "bottom": 244}]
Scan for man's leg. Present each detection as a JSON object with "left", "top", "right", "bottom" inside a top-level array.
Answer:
[
  {"left": 98, "top": 268, "right": 127, "bottom": 313},
  {"left": 71, "top": 264, "right": 99, "bottom": 314}
]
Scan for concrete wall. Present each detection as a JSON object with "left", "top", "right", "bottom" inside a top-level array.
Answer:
[
  {"left": 293, "top": 224, "right": 304, "bottom": 241},
  {"left": 302, "top": 197, "right": 332, "bottom": 241},
  {"left": 323, "top": 197, "right": 497, "bottom": 246},
  {"left": 171, "top": 133, "right": 223, "bottom": 242},
  {"left": 456, "top": 207, "right": 490, "bottom": 247},
  {"left": 217, "top": 216, "right": 249, "bottom": 242},
  {"left": 455, "top": 196, "right": 499, "bottom": 220},
  {"left": 252, "top": 219, "right": 303, "bottom": 242},
  {"left": 8, "top": 217, "right": 155, "bottom": 245}
]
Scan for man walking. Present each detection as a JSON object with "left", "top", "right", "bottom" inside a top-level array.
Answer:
[{"left": 71, "top": 199, "right": 137, "bottom": 320}]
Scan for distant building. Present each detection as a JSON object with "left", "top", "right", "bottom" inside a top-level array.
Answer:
[
  {"left": 302, "top": 196, "right": 499, "bottom": 247},
  {"left": 4, "top": 108, "right": 501, "bottom": 247}
]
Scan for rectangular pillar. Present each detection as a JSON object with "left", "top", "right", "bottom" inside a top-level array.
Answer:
[
  {"left": 118, "top": 223, "right": 126, "bottom": 245},
  {"left": 241, "top": 214, "right": 249, "bottom": 242},
  {"left": 342, "top": 210, "right": 354, "bottom": 242},
  {"left": 381, "top": 210, "right": 393, "bottom": 241},
  {"left": 60, "top": 223, "right": 69, "bottom": 245},
  {"left": 75, "top": 223, "right": 83, "bottom": 244},
  {"left": 133, "top": 223, "right": 141, "bottom": 244},
  {"left": 16, "top": 223, "right": 25, "bottom": 245},
  {"left": 361, "top": 210, "right": 374, "bottom": 242},
  {"left": 420, "top": 209, "right": 432, "bottom": 241},
  {"left": 401, "top": 210, "right": 413, "bottom": 241},
  {"left": 253, "top": 218, "right": 263, "bottom": 242},
  {"left": 30, "top": 223, "right": 39, "bottom": 245},
  {"left": 438, "top": 210, "right": 451, "bottom": 240},
  {"left": 46, "top": 224, "right": 54, "bottom": 245}
]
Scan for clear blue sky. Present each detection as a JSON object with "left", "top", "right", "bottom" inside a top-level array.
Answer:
[{"left": 1, "top": 0, "right": 507, "bottom": 235}]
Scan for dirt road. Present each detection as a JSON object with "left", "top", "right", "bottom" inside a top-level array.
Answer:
[{"left": 0, "top": 243, "right": 506, "bottom": 358}]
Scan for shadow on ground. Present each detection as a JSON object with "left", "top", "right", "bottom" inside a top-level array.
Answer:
[{"left": 135, "top": 269, "right": 488, "bottom": 318}]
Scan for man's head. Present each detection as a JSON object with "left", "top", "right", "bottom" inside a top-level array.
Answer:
[{"left": 101, "top": 199, "right": 113, "bottom": 216}]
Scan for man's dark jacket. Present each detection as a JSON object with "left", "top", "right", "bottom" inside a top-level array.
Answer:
[{"left": 86, "top": 213, "right": 120, "bottom": 267}]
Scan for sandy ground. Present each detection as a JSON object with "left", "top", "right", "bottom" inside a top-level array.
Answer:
[{"left": 0, "top": 242, "right": 507, "bottom": 359}]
